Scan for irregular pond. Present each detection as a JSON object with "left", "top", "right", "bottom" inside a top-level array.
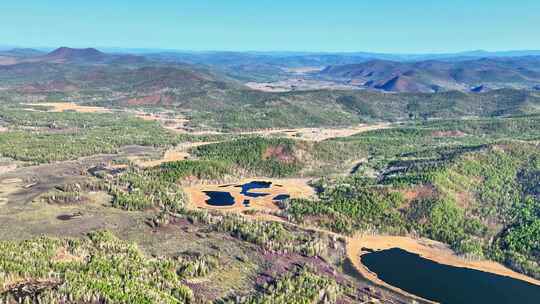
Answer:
[
  {"left": 203, "top": 191, "right": 236, "bottom": 206},
  {"left": 361, "top": 248, "right": 540, "bottom": 304},
  {"left": 236, "top": 181, "right": 272, "bottom": 198}
]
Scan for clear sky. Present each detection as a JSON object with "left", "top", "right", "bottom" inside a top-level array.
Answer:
[{"left": 2, "top": 0, "right": 539, "bottom": 53}]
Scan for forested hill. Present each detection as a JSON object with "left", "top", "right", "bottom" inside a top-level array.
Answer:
[{"left": 319, "top": 57, "right": 540, "bottom": 93}]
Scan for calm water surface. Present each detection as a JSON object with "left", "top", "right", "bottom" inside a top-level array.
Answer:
[
  {"left": 203, "top": 191, "right": 235, "bottom": 206},
  {"left": 361, "top": 248, "right": 540, "bottom": 304},
  {"left": 236, "top": 181, "right": 272, "bottom": 198}
]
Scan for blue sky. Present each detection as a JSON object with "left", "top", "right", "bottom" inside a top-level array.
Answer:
[{"left": 2, "top": 0, "right": 539, "bottom": 53}]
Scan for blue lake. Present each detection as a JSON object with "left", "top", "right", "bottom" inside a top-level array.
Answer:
[{"left": 361, "top": 248, "right": 540, "bottom": 304}]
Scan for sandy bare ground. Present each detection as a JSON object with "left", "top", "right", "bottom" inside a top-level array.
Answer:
[
  {"left": 131, "top": 142, "right": 216, "bottom": 168},
  {"left": 183, "top": 178, "right": 315, "bottom": 213},
  {"left": 24, "top": 102, "right": 111, "bottom": 113},
  {"left": 345, "top": 234, "right": 540, "bottom": 295},
  {"left": 130, "top": 150, "right": 188, "bottom": 168},
  {"left": 242, "top": 123, "right": 391, "bottom": 141}
]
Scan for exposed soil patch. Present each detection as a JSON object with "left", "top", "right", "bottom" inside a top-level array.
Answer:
[
  {"left": 131, "top": 142, "right": 216, "bottom": 168},
  {"left": 184, "top": 178, "right": 315, "bottom": 213},
  {"left": 24, "top": 102, "right": 111, "bottom": 113},
  {"left": 431, "top": 130, "right": 467, "bottom": 137},
  {"left": 454, "top": 190, "right": 475, "bottom": 209},
  {"left": 400, "top": 184, "right": 437, "bottom": 207},
  {"left": 262, "top": 145, "right": 296, "bottom": 163},
  {"left": 52, "top": 246, "right": 84, "bottom": 263},
  {"left": 132, "top": 150, "right": 189, "bottom": 168},
  {"left": 244, "top": 123, "right": 392, "bottom": 142}
]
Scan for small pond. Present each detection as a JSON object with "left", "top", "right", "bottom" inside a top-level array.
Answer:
[
  {"left": 201, "top": 181, "right": 296, "bottom": 208},
  {"left": 361, "top": 248, "right": 540, "bottom": 304},
  {"left": 203, "top": 191, "right": 236, "bottom": 206},
  {"left": 236, "top": 181, "right": 272, "bottom": 198}
]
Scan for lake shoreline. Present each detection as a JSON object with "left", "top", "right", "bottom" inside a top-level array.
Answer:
[{"left": 345, "top": 234, "right": 540, "bottom": 301}]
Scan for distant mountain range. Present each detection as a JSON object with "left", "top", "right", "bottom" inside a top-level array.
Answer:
[
  {"left": 144, "top": 49, "right": 540, "bottom": 66},
  {"left": 1, "top": 47, "right": 540, "bottom": 95},
  {"left": 318, "top": 57, "right": 540, "bottom": 92},
  {"left": 143, "top": 49, "right": 540, "bottom": 89},
  {"left": 1, "top": 47, "right": 540, "bottom": 129}
]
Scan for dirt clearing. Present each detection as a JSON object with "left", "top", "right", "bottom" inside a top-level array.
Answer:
[
  {"left": 131, "top": 142, "right": 217, "bottom": 168},
  {"left": 183, "top": 178, "right": 315, "bottom": 213},
  {"left": 243, "top": 123, "right": 391, "bottom": 141},
  {"left": 24, "top": 102, "right": 111, "bottom": 113}
]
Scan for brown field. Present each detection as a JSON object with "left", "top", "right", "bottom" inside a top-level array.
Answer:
[
  {"left": 242, "top": 123, "right": 391, "bottom": 141},
  {"left": 24, "top": 102, "right": 111, "bottom": 113},
  {"left": 130, "top": 142, "right": 216, "bottom": 168},
  {"left": 130, "top": 149, "right": 189, "bottom": 168},
  {"left": 183, "top": 178, "right": 315, "bottom": 213}
]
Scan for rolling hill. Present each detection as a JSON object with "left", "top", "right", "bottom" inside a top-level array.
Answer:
[
  {"left": 319, "top": 57, "right": 540, "bottom": 92},
  {"left": 1, "top": 47, "right": 540, "bottom": 130}
]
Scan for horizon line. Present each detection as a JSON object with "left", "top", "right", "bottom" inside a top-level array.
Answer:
[{"left": 3, "top": 44, "right": 540, "bottom": 56}]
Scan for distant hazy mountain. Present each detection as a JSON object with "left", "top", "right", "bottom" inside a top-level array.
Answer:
[
  {"left": 0, "top": 47, "right": 148, "bottom": 65},
  {"left": 319, "top": 57, "right": 540, "bottom": 92},
  {"left": 1, "top": 47, "right": 540, "bottom": 127},
  {"left": 145, "top": 49, "right": 540, "bottom": 66},
  {"left": 141, "top": 50, "right": 540, "bottom": 83},
  {"left": 2, "top": 45, "right": 540, "bottom": 110},
  {"left": 0, "top": 48, "right": 44, "bottom": 58},
  {"left": 43, "top": 47, "right": 107, "bottom": 62}
]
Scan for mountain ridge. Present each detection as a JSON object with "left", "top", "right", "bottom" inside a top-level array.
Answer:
[{"left": 319, "top": 57, "right": 540, "bottom": 92}]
